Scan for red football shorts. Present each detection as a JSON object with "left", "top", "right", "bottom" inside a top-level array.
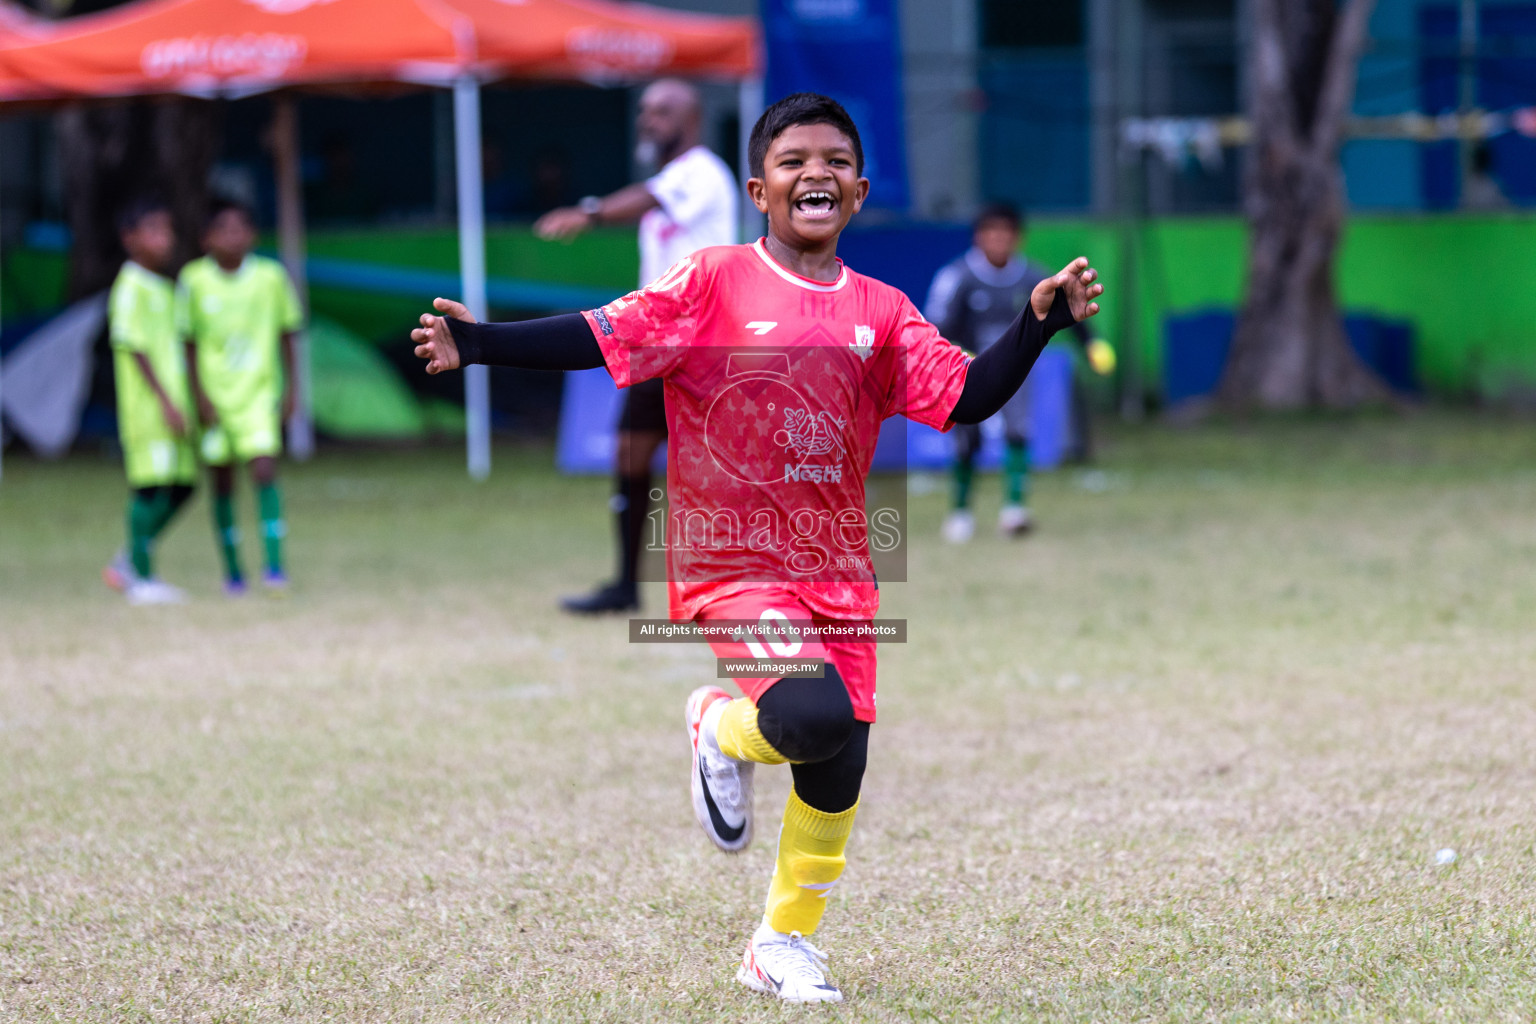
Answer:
[{"left": 697, "top": 587, "right": 879, "bottom": 723}]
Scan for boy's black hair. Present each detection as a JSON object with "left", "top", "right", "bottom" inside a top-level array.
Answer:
[
  {"left": 204, "top": 196, "right": 255, "bottom": 231},
  {"left": 116, "top": 196, "right": 170, "bottom": 236},
  {"left": 974, "top": 201, "right": 1024, "bottom": 232},
  {"left": 748, "top": 92, "right": 864, "bottom": 178}
]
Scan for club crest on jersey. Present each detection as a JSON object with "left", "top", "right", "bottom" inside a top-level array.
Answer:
[{"left": 850, "top": 325, "right": 875, "bottom": 360}]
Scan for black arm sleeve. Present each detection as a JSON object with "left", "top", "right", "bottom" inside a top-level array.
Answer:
[
  {"left": 446, "top": 312, "right": 605, "bottom": 372},
  {"left": 949, "top": 289, "right": 1078, "bottom": 425}
]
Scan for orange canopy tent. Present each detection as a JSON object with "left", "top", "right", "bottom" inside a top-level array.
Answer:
[
  {"left": 0, "top": 0, "right": 760, "bottom": 475},
  {"left": 0, "top": 0, "right": 755, "bottom": 99}
]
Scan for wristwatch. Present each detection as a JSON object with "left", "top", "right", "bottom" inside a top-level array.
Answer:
[{"left": 578, "top": 195, "right": 603, "bottom": 223}]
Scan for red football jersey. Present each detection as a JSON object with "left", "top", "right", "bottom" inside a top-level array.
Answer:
[{"left": 583, "top": 239, "right": 972, "bottom": 622}]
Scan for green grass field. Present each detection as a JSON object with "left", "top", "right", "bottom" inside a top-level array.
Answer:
[{"left": 4, "top": 413, "right": 1536, "bottom": 1022}]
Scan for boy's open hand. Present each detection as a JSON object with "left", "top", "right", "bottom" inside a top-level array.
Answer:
[
  {"left": 1031, "top": 257, "right": 1103, "bottom": 323},
  {"left": 411, "top": 297, "right": 476, "bottom": 375}
]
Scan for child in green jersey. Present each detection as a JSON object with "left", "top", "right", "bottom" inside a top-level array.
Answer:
[
  {"left": 179, "top": 199, "right": 303, "bottom": 594},
  {"left": 103, "top": 198, "right": 197, "bottom": 606}
]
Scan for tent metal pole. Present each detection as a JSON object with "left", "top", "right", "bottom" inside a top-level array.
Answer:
[
  {"left": 737, "top": 76, "right": 764, "bottom": 243},
  {"left": 454, "top": 74, "right": 491, "bottom": 481},
  {"left": 0, "top": 141, "right": 5, "bottom": 486},
  {"left": 271, "top": 94, "right": 314, "bottom": 460}
]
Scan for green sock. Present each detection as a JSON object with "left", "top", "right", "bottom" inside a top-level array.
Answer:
[
  {"left": 257, "top": 482, "right": 285, "bottom": 576},
  {"left": 128, "top": 490, "right": 169, "bottom": 578},
  {"left": 212, "top": 491, "right": 244, "bottom": 583},
  {"left": 1004, "top": 441, "right": 1030, "bottom": 506},
  {"left": 952, "top": 458, "right": 975, "bottom": 511}
]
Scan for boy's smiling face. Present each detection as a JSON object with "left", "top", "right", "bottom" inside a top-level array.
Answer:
[{"left": 749, "top": 122, "right": 869, "bottom": 251}]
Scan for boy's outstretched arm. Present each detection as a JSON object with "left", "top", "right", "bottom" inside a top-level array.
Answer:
[
  {"left": 412, "top": 298, "right": 605, "bottom": 374},
  {"left": 949, "top": 257, "right": 1103, "bottom": 424}
]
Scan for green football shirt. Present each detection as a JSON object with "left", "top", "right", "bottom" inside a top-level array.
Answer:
[
  {"left": 177, "top": 254, "right": 303, "bottom": 414},
  {"left": 110, "top": 260, "right": 190, "bottom": 446}
]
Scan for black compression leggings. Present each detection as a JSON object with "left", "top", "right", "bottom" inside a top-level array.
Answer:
[
  {"left": 136, "top": 483, "right": 195, "bottom": 514},
  {"left": 756, "top": 668, "right": 870, "bottom": 815}
]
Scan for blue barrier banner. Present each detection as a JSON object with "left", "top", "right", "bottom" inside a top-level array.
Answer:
[
  {"left": 763, "top": 0, "right": 910, "bottom": 209},
  {"left": 893, "top": 347, "right": 1077, "bottom": 473}
]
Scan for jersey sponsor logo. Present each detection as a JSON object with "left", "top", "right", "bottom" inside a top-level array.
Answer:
[
  {"left": 783, "top": 463, "right": 842, "bottom": 483},
  {"left": 776, "top": 407, "right": 847, "bottom": 483},
  {"left": 591, "top": 307, "right": 615, "bottom": 336},
  {"left": 775, "top": 407, "right": 846, "bottom": 460},
  {"left": 744, "top": 321, "right": 778, "bottom": 335},
  {"left": 850, "top": 324, "right": 875, "bottom": 360}
]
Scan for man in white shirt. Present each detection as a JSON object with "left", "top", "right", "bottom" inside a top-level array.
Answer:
[{"left": 535, "top": 78, "right": 739, "bottom": 614}]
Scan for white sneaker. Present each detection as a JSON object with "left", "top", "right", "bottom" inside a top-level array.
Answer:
[
  {"left": 737, "top": 922, "right": 843, "bottom": 1003},
  {"left": 125, "top": 578, "right": 187, "bottom": 606},
  {"left": 998, "top": 504, "right": 1034, "bottom": 537},
  {"left": 102, "top": 549, "right": 140, "bottom": 592},
  {"left": 941, "top": 509, "right": 975, "bottom": 544},
  {"left": 685, "top": 686, "right": 754, "bottom": 853}
]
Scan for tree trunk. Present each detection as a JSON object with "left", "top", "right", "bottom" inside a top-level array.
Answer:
[
  {"left": 1218, "top": 0, "right": 1386, "bottom": 410},
  {"left": 57, "top": 97, "right": 222, "bottom": 299}
]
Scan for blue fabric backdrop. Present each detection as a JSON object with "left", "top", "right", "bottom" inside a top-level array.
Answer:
[{"left": 762, "top": 0, "right": 911, "bottom": 210}]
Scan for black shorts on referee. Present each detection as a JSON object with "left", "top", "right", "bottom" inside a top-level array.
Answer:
[{"left": 618, "top": 377, "right": 667, "bottom": 433}]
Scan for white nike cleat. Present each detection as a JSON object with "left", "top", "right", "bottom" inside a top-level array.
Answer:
[
  {"left": 737, "top": 922, "right": 843, "bottom": 1003},
  {"left": 998, "top": 504, "right": 1034, "bottom": 537},
  {"left": 125, "top": 578, "right": 187, "bottom": 606},
  {"left": 102, "top": 549, "right": 140, "bottom": 593},
  {"left": 685, "top": 685, "right": 754, "bottom": 853},
  {"left": 942, "top": 509, "right": 975, "bottom": 544}
]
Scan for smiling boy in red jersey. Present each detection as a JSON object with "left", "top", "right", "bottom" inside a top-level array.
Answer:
[{"left": 412, "top": 93, "right": 1103, "bottom": 1004}]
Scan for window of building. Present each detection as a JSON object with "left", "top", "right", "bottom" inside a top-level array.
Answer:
[{"left": 981, "top": 0, "right": 1083, "bottom": 49}]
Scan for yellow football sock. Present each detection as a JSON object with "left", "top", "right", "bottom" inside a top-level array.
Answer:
[
  {"left": 714, "top": 698, "right": 789, "bottom": 765},
  {"left": 764, "top": 789, "right": 858, "bottom": 936}
]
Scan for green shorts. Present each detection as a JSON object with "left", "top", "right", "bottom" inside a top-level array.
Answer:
[
  {"left": 201, "top": 403, "right": 282, "bottom": 466},
  {"left": 124, "top": 435, "right": 198, "bottom": 488}
]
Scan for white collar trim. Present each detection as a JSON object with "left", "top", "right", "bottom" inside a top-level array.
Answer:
[{"left": 752, "top": 238, "right": 848, "bottom": 292}]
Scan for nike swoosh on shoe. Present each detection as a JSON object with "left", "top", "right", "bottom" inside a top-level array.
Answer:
[{"left": 698, "top": 763, "right": 745, "bottom": 842}]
